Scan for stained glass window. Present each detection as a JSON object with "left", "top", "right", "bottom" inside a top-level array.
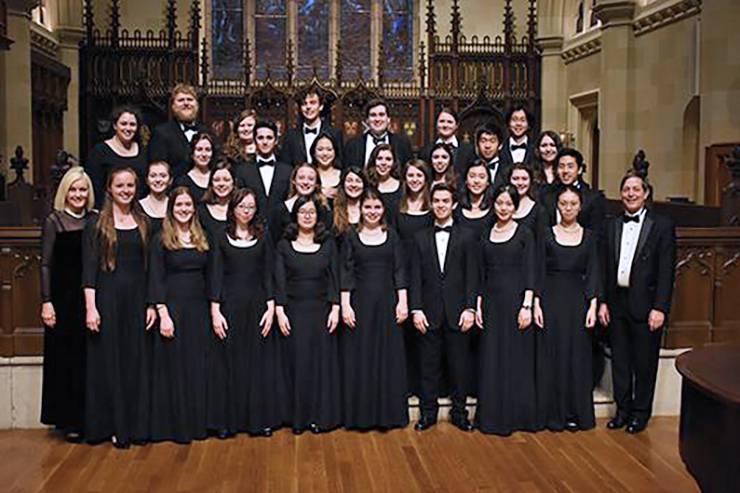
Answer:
[
  {"left": 382, "top": 0, "right": 413, "bottom": 81},
  {"left": 298, "top": 0, "right": 330, "bottom": 79},
  {"left": 212, "top": 0, "right": 245, "bottom": 80},
  {"left": 255, "top": 0, "right": 288, "bottom": 79},
  {"left": 340, "top": 0, "right": 372, "bottom": 80}
]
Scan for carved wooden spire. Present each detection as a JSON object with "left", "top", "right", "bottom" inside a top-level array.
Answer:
[
  {"left": 527, "top": 0, "right": 537, "bottom": 52},
  {"left": 189, "top": 0, "right": 201, "bottom": 51},
  {"left": 450, "top": 0, "right": 461, "bottom": 51},
  {"left": 504, "top": 0, "right": 514, "bottom": 50},
  {"left": 286, "top": 39, "right": 295, "bottom": 85},
  {"left": 200, "top": 36, "right": 209, "bottom": 85},
  {"left": 109, "top": 0, "right": 120, "bottom": 47},
  {"left": 377, "top": 36, "right": 385, "bottom": 86},
  {"left": 425, "top": 0, "right": 436, "bottom": 53},
  {"left": 166, "top": 0, "right": 177, "bottom": 49},
  {"left": 84, "top": 0, "right": 95, "bottom": 44},
  {"left": 335, "top": 38, "right": 343, "bottom": 85},
  {"left": 243, "top": 38, "right": 252, "bottom": 86},
  {"left": 418, "top": 41, "right": 426, "bottom": 89}
]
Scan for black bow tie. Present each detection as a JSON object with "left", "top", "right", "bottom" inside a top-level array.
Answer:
[
  {"left": 622, "top": 214, "right": 640, "bottom": 224},
  {"left": 304, "top": 127, "right": 318, "bottom": 135},
  {"left": 510, "top": 143, "right": 527, "bottom": 151},
  {"left": 488, "top": 160, "right": 499, "bottom": 169},
  {"left": 182, "top": 122, "right": 198, "bottom": 132},
  {"left": 435, "top": 225, "right": 453, "bottom": 234},
  {"left": 257, "top": 159, "right": 275, "bottom": 167},
  {"left": 371, "top": 134, "right": 388, "bottom": 145}
]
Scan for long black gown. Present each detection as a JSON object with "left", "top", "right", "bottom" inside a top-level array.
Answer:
[
  {"left": 40, "top": 210, "right": 91, "bottom": 432},
  {"left": 198, "top": 203, "right": 227, "bottom": 240},
  {"left": 380, "top": 188, "right": 403, "bottom": 227},
  {"left": 268, "top": 198, "right": 333, "bottom": 244},
  {"left": 85, "top": 142, "right": 147, "bottom": 209},
  {"left": 537, "top": 227, "right": 600, "bottom": 431},
  {"left": 395, "top": 211, "right": 434, "bottom": 397},
  {"left": 476, "top": 225, "right": 539, "bottom": 435},
  {"left": 341, "top": 229, "right": 409, "bottom": 430},
  {"left": 207, "top": 233, "right": 289, "bottom": 434},
  {"left": 82, "top": 223, "right": 150, "bottom": 444},
  {"left": 148, "top": 236, "right": 212, "bottom": 442},
  {"left": 515, "top": 202, "right": 548, "bottom": 292},
  {"left": 174, "top": 173, "right": 208, "bottom": 203},
  {"left": 275, "top": 239, "right": 342, "bottom": 431}
]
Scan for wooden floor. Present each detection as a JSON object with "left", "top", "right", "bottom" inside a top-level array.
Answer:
[{"left": 0, "top": 417, "right": 697, "bottom": 492}]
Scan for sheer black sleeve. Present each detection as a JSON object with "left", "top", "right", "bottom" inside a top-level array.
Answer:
[
  {"left": 340, "top": 233, "right": 356, "bottom": 292},
  {"left": 147, "top": 234, "right": 167, "bottom": 305},
  {"left": 40, "top": 213, "right": 59, "bottom": 302},
  {"left": 409, "top": 236, "right": 423, "bottom": 311},
  {"left": 522, "top": 226, "right": 537, "bottom": 294},
  {"left": 391, "top": 230, "right": 408, "bottom": 290},
  {"left": 274, "top": 240, "right": 288, "bottom": 306},
  {"left": 585, "top": 230, "right": 601, "bottom": 301},
  {"left": 533, "top": 204, "right": 548, "bottom": 296},
  {"left": 463, "top": 232, "right": 479, "bottom": 310},
  {"left": 262, "top": 238, "right": 275, "bottom": 301},
  {"left": 207, "top": 236, "right": 223, "bottom": 302},
  {"left": 326, "top": 240, "right": 340, "bottom": 304},
  {"left": 81, "top": 216, "right": 100, "bottom": 289}
]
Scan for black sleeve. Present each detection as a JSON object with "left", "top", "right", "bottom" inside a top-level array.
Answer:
[
  {"left": 409, "top": 236, "right": 423, "bottom": 311},
  {"left": 590, "top": 191, "right": 607, "bottom": 244},
  {"left": 654, "top": 218, "right": 677, "bottom": 314},
  {"left": 147, "top": 234, "right": 167, "bottom": 305},
  {"left": 207, "top": 236, "right": 222, "bottom": 302},
  {"left": 392, "top": 231, "right": 408, "bottom": 290},
  {"left": 340, "top": 234, "right": 355, "bottom": 292},
  {"left": 534, "top": 204, "right": 549, "bottom": 296},
  {"left": 262, "top": 238, "right": 275, "bottom": 301},
  {"left": 85, "top": 145, "right": 107, "bottom": 210},
  {"left": 274, "top": 240, "right": 288, "bottom": 306},
  {"left": 81, "top": 217, "right": 100, "bottom": 289},
  {"left": 585, "top": 231, "right": 601, "bottom": 301},
  {"left": 40, "top": 214, "right": 58, "bottom": 302},
  {"left": 463, "top": 233, "right": 479, "bottom": 310},
  {"left": 522, "top": 227, "right": 537, "bottom": 294},
  {"left": 326, "top": 241, "right": 340, "bottom": 304}
]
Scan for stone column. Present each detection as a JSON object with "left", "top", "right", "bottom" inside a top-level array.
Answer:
[
  {"left": 0, "top": 0, "right": 38, "bottom": 181},
  {"left": 593, "top": 0, "right": 635, "bottom": 197},
  {"left": 55, "top": 0, "right": 83, "bottom": 157},
  {"left": 538, "top": 36, "right": 567, "bottom": 132}
]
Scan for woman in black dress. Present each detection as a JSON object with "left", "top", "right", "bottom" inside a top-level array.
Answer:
[
  {"left": 341, "top": 189, "right": 409, "bottom": 430},
  {"left": 275, "top": 196, "right": 342, "bottom": 434},
  {"left": 174, "top": 133, "right": 215, "bottom": 203},
  {"left": 139, "top": 160, "right": 172, "bottom": 236},
  {"left": 454, "top": 159, "right": 494, "bottom": 239},
  {"left": 532, "top": 131, "right": 563, "bottom": 200},
  {"left": 311, "top": 132, "right": 342, "bottom": 202},
  {"left": 198, "top": 159, "right": 236, "bottom": 240},
  {"left": 148, "top": 187, "right": 213, "bottom": 443},
  {"left": 332, "top": 166, "right": 366, "bottom": 239},
  {"left": 40, "top": 167, "right": 96, "bottom": 442},
  {"left": 396, "top": 159, "right": 434, "bottom": 397},
  {"left": 83, "top": 166, "right": 154, "bottom": 448},
  {"left": 224, "top": 109, "right": 257, "bottom": 168},
  {"left": 86, "top": 106, "right": 147, "bottom": 209},
  {"left": 208, "top": 188, "right": 285, "bottom": 437},
  {"left": 268, "top": 162, "right": 331, "bottom": 242},
  {"left": 535, "top": 185, "right": 599, "bottom": 432},
  {"left": 475, "top": 185, "right": 538, "bottom": 435},
  {"left": 364, "top": 144, "right": 402, "bottom": 222},
  {"left": 428, "top": 142, "right": 459, "bottom": 191}
]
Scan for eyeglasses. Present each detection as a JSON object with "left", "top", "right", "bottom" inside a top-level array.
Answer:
[
  {"left": 298, "top": 210, "right": 317, "bottom": 217},
  {"left": 236, "top": 205, "right": 257, "bottom": 212}
]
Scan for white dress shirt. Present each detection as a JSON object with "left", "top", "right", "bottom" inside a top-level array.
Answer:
[
  {"left": 303, "top": 121, "right": 321, "bottom": 163},
  {"left": 435, "top": 219, "right": 453, "bottom": 273},
  {"left": 509, "top": 136, "right": 528, "bottom": 164},
  {"left": 257, "top": 155, "right": 276, "bottom": 195},
  {"left": 180, "top": 122, "right": 197, "bottom": 143},
  {"left": 436, "top": 135, "right": 459, "bottom": 149},
  {"left": 488, "top": 157, "right": 500, "bottom": 184},
  {"left": 364, "top": 132, "right": 389, "bottom": 166},
  {"left": 617, "top": 208, "right": 647, "bottom": 288}
]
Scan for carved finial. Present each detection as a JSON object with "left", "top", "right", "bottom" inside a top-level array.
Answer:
[
  {"left": 9, "top": 146, "right": 28, "bottom": 184},
  {"left": 286, "top": 39, "right": 295, "bottom": 85},
  {"left": 200, "top": 36, "right": 209, "bottom": 85},
  {"left": 418, "top": 41, "right": 426, "bottom": 88},
  {"left": 335, "top": 38, "right": 343, "bottom": 85},
  {"left": 377, "top": 37, "right": 385, "bottom": 86},
  {"left": 84, "top": 0, "right": 95, "bottom": 43},
  {"left": 451, "top": 0, "right": 462, "bottom": 49},
  {"left": 243, "top": 38, "right": 252, "bottom": 86},
  {"left": 504, "top": 0, "right": 514, "bottom": 49},
  {"left": 109, "top": 0, "right": 120, "bottom": 46},
  {"left": 166, "top": 0, "right": 177, "bottom": 48},
  {"left": 189, "top": 0, "right": 201, "bottom": 50},
  {"left": 426, "top": 0, "right": 436, "bottom": 47},
  {"left": 527, "top": 0, "right": 537, "bottom": 51}
]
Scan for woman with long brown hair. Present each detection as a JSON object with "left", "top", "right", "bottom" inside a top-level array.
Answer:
[
  {"left": 148, "top": 186, "right": 213, "bottom": 443},
  {"left": 332, "top": 166, "right": 366, "bottom": 239},
  {"left": 174, "top": 133, "right": 216, "bottom": 203},
  {"left": 198, "top": 159, "right": 237, "bottom": 240},
  {"left": 224, "top": 109, "right": 258, "bottom": 164},
  {"left": 82, "top": 166, "right": 153, "bottom": 448},
  {"left": 364, "top": 143, "right": 402, "bottom": 221}
]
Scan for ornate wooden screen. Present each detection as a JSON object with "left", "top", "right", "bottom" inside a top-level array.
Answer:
[{"left": 78, "top": 0, "right": 541, "bottom": 159}]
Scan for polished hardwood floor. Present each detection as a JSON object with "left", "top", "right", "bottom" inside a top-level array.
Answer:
[{"left": 0, "top": 417, "right": 697, "bottom": 492}]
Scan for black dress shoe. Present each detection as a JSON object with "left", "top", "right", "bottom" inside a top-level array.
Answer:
[
  {"left": 415, "top": 416, "right": 437, "bottom": 431},
  {"left": 112, "top": 436, "right": 130, "bottom": 450},
  {"left": 250, "top": 427, "right": 272, "bottom": 438},
  {"left": 216, "top": 429, "right": 235, "bottom": 440},
  {"left": 564, "top": 420, "right": 580, "bottom": 432},
  {"left": 309, "top": 423, "right": 323, "bottom": 434},
  {"left": 64, "top": 430, "right": 84, "bottom": 443},
  {"left": 626, "top": 418, "right": 647, "bottom": 434},
  {"left": 292, "top": 427, "right": 306, "bottom": 436},
  {"left": 450, "top": 416, "right": 474, "bottom": 432},
  {"left": 607, "top": 416, "right": 628, "bottom": 430}
]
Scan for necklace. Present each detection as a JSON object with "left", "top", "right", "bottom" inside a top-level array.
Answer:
[{"left": 493, "top": 222, "right": 514, "bottom": 233}]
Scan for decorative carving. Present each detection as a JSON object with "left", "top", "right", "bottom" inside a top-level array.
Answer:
[
  {"left": 562, "top": 36, "right": 602, "bottom": 64},
  {"left": 633, "top": 0, "right": 701, "bottom": 36},
  {"left": 189, "top": 0, "right": 200, "bottom": 51},
  {"left": 675, "top": 248, "right": 713, "bottom": 278},
  {"left": 9, "top": 146, "right": 28, "bottom": 185}
]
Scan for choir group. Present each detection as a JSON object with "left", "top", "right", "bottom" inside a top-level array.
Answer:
[{"left": 40, "top": 84, "right": 676, "bottom": 448}]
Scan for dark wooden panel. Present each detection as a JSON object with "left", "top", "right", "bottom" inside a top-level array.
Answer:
[
  {"left": 704, "top": 143, "right": 736, "bottom": 208},
  {"left": 713, "top": 245, "right": 740, "bottom": 342},
  {"left": 666, "top": 245, "right": 714, "bottom": 348}
]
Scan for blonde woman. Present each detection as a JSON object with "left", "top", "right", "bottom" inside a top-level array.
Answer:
[{"left": 40, "top": 167, "right": 95, "bottom": 442}]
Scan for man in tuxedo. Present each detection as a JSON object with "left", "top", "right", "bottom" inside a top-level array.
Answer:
[
  {"left": 278, "top": 89, "right": 343, "bottom": 167},
  {"left": 148, "top": 83, "right": 210, "bottom": 179},
  {"left": 235, "top": 120, "right": 291, "bottom": 220},
  {"left": 475, "top": 123, "right": 510, "bottom": 191},
  {"left": 500, "top": 105, "right": 535, "bottom": 166},
  {"left": 410, "top": 183, "right": 478, "bottom": 432},
  {"left": 599, "top": 171, "right": 676, "bottom": 434},
  {"left": 420, "top": 107, "right": 476, "bottom": 176},
  {"left": 343, "top": 98, "right": 413, "bottom": 169}
]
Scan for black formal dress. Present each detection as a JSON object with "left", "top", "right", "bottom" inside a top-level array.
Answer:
[
  {"left": 515, "top": 202, "right": 549, "bottom": 292},
  {"left": 486, "top": 159, "right": 513, "bottom": 193},
  {"left": 174, "top": 173, "right": 208, "bottom": 203},
  {"left": 82, "top": 224, "right": 150, "bottom": 444},
  {"left": 341, "top": 230, "right": 409, "bottom": 430},
  {"left": 343, "top": 132, "right": 413, "bottom": 169},
  {"left": 148, "top": 120, "right": 210, "bottom": 180},
  {"left": 410, "top": 223, "right": 478, "bottom": 422},
  {"left": 197, "top": 204, "right": 227, "bottom": 240},
  {"left": 380, "top": 188, "right": 403, "bottom": 229},
  {"left": 40, "top": 210, "right": 91, "bottom": 432},
  {"left": 420, "top": 140, "right": 476, "bottom": 178},
  {"left": 235, "top": 160, "right": 292, "bottom": 221},
  {"left": 395, "top": 211, "right": 434, "bottom": 396},
  {"left": 476, "top": 225, "right": 539, "bottom": 435},
  {"left": 536, "top": 228, "right": 600, "bottom": 431},
  {"left": 268, "top": 198, "right": 333, "bottom": 244},
  {"left": 85, "top": 142, "right": 147, "bottom": 209},
  {"left": 602, "top": 210, "right": 676, "bottom": 423},
  {"left": 453, "top": 208, "right": 494, "bottom": 240},
  {"left": 542, "top": 182, "right": 606, "bottom": 238},
  {"left": 275, "top": 239, "right": 342, "bottom": 431},
  {"left": 279, "top": 121, "right": 343, "bottom": 167},
  {"left": 207, "top": 233, "right": 288, "bottom": 434},
  {"left": 141, "top": 210, "right": 164, "bottom": 238}
]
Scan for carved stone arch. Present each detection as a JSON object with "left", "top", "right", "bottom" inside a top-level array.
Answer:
[{"left": 458, "top": 102, "right": 506, "bottom": 145}]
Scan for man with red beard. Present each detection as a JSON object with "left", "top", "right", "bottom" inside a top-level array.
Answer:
[{"left": 148, "top": 83, "right": 211, "bottom": 179}]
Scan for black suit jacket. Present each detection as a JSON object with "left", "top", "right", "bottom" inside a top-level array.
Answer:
[
  {"left": 343, "top": 131, "right": 414, "bottom": 169},
  {"left": 543, "top": 182, "right": 606, "bottom": 239},
  {"left": 235, "top": 161, "right": 292, "bottom": 218},
  {"left": 420, "top": 140, "right": 477, "bottom": 177},
  {"left": 278, "top": 121, "right": 344, "bottom": 167},
  {"left": 500, "top": 137, "right": 535, "bottom": 166},
  {"left": 602, "top": 210, "right": 676, "bottom": 322},
  {"left": 488, "top": 160, "right": 513, "bottom": 193},
  {"left": 410, "top": 224, "right": 479, "bottom": 330},
  {"left": 147, "top": 120, "right": 210, "bottom": 179}
]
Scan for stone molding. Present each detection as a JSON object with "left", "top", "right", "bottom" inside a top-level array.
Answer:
[
  {"left": 593, "top": 0, "right": 637, "bottom": 28},
  {"left": 562, "top": 29, "right": 602, "bottom": 65},
  {"left": 633, "top": 0, "right": 702, "bottom": 36},
  {"left": 30, "top": 22, "right": 58, "bottom": 58}
]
